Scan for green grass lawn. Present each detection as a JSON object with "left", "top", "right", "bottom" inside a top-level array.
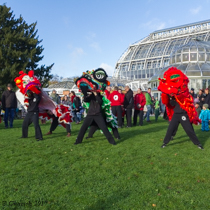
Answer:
[{"left": 0, "top": 117, "right": 210, "bottom": 210}]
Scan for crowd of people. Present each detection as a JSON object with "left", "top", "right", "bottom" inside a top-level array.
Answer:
[
  {"left": 1, "top": 84, "right": 210, "bottom": 144},
  {"left": 50, "top": 89, "right": 83, "bottom": 124}
]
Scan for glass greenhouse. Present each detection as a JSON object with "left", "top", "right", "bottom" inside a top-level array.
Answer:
[{"left": 113, "top": 19, "right": 210, "bottom": 92}]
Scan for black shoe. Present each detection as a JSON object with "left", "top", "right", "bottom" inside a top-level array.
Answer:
[
  {"left": 19, "top": 136, "right": 26, "bottom": 139},
  {"left": 111, "top": 142, "right": 116, "bottom": 145},
  {"left": 74, "top": 142, "right": 81, "bottom": 145},
  {"left": 86, "top": 136, "right": 93, "bottom": 139},
  {"left": 37, "top": 138, "right": 43, "bottom": 141},
  {"left": 116, "top": 137, "right": 121, "bottom": 140},
  {"left": 197, "top": 144, "right": 204, "bottom": 150},
  {"left": 171, "top": 136, "right": 174, "bottom": 140},
  {"left": 161, "top": 143, "right": 167, "bottom": 148}
]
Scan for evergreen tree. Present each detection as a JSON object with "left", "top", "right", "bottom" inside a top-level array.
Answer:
[{"left": 0, "top": 4, "right": 54, "bottom": 94}]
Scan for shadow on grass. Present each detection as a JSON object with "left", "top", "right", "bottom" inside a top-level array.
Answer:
[
  {"left": 84, "top": 191, "right": 129, "bottom": 210},
  {"left": 118, "top": 123, "right": 168, "bottom": 143}
]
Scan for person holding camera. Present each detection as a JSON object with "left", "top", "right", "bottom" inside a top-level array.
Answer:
[{"left": 133, "top": 88, "right": 146, "bottom": 126}]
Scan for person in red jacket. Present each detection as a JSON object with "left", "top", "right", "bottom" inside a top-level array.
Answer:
[
  {"left": 108, "top": 86, "right": 123, "bottom": 127},
  {"left": 119, "top": 88, "right": 125, "bottom": 126},
  {"left": 104, "top": 86, "right": 111, "bottom": 98},
  {"left": 134, "top": 88, "right": 146, "bottom": 126}
]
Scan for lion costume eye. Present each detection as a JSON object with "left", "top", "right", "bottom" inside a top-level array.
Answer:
[
  {"left": 95, "top": 71, "right": 105, "bottom": 80},
  {"left": 170, "top": 74, "right": 180, "bottom": 79},
  {"left": 93, "top": 68, "right": 107, "bottom": 82}
]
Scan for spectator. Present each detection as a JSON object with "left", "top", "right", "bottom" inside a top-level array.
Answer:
[
  {"left": 108, "top": 86, "right": 123, "bottom": 127},
  {"left": 159, "top": 94, "right": 165, "bottom": 114},
  {"left": 50, "top": 89, "right": 60, "bottom": 104},
  {"left": 1, "top": 84, "right": 17, "bottom": 128},
  {"left": 123, "top": 86, "right": 134, "bottom": 127},
  {"left": 195, "top": 102, "right": 201, "bottom": 117},
  {"left": 69, "top": 91, "right": 76, "bottom": 104},
  {"left": 104, "top": 86, "right": 111, "bottom": 98},
  {"left": 199, "top": 103, "right": 210, "bottom": 131},
  {"left": 144, "top": 88, "right": 153, "bottom": 122},
  {"left": 190, "top": 88, "right": 197, "bottom": 99},
  {"left": 197, "top": 89, "right": 205, "bottom": 108},
  {"left": 154, "top": 97, "right": 160, "bottom": 122},
  {"left": 118, "top": 89, "right": 125, "bottom": 126},
  {"left": 133, "top": 88, "right": 146, "bottom": 126},
  {"left": 72, "top": 94, "right": 81, "bottom": 123},
  {"left": 151, "top": 96, "right": 156, "bottom": 115},
  {"left": 62, "top": 95, "right": 71, "bottom": 106},
  {"left": 204, "top": 88, "right": 210, "bottom": 108}
]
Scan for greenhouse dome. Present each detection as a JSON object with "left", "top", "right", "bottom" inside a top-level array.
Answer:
[
  {"left": 149, "top": 39, "right": 210, "bottom": 95},
  {"left": 113, "top": 19, "right": 210, "bottom": 92}
]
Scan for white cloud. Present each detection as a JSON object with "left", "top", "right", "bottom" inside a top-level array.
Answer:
[
  {"left": 71, "top": 47, "right": 84, "bottom": 57},
  {"left": 190, "top": 6, "right": 202, "bottom": 15},
  {"left": 99, "top": 63, "right": 114, "bottom": 77},
  {"left": 90, "top": 42, "right": 101, "bottom": 52},
  {"left": 143, "top": 18, "right": 166, "bottom": 30}
]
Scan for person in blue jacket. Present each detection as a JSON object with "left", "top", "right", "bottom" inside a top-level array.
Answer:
[{"left": 199, "top": 103, "right": 210, "bottom": 131}]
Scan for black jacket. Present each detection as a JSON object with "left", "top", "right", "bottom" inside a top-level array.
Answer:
[
  {"left": 170, "top": 99, "right": 186, "bottom": 114},
  {"left": 124, "top": 89, "right": 134, "bottom": 109},
  {"left": 84, "top": 93, "right": 103, "bottom": 116},
  {"left": 1, "top": 90, "right": 17, "bottom": 109},
  {"left": 27, "top": 93, "right": 41, "bottom": 112},
  {"left": 198, "top": 94, "right": 205, "bottom": 108},
  {"left": 73, "top": 96, "right": 81, "bottom": 111},
  {"left": 204, "top": 94, "right": 210, "bottom": 108}
]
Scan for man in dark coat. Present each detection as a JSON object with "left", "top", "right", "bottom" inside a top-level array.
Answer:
[
  {"left": 123, "top": 86, "right": 134, "bottom": 127},
  {"left": 1, "top": 84, "right": 17, "bottom": 128},
  {"left": 197, "top": 89, "right": 205, "bottom": 109},
  {"left": 204, "top": 88, "right": 210, "bottom": 108},
  {"left": 190, "top": 88, "right": 197, "bottom": 99}
]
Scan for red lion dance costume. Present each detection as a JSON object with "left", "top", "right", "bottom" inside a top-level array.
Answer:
[
  {"left": 158, "top": 67, "right": 203, "bottom": 149},
  {"left": 14, "top": 70, "right": 72, "bottom": 129}
]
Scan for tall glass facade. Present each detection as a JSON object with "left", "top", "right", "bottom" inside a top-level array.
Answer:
[{"left": 113, "top": 20, "right": 210, "bottom": 91}]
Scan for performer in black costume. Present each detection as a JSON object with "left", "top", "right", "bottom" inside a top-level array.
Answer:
[
  {"left": 74, "top": 87, "right": 116, "bottom": 145},
  {"left": 21, "top": 92, "right": 43, "bottom": 141},
  {"left": 86, "top": 121, "right": 120, "bottom": 140},
  {"left": 161, "top": 98, "right": 203, "bottom": 149},
  {"left": 46, "top": 110, "right": 71, "bottom": 137}
]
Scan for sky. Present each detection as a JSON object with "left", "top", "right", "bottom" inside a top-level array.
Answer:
[{"left": 2, "top": 0, "right": 210, "bottom": 78}]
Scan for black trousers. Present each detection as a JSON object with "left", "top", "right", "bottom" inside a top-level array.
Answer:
[
  {"left": 133, "top": 110, "right": 143, "bottom": 126},
  {"left": 163, "top": 113, "right": 200, "bottom": 145},
  {"left": 125, "top": 109, "right": 132, "bottom": 127},
  {"left": 50, "top": 117, "right": 71, "bottom": 133},
  {"left": 111, "top": 106, "right": 122, "bottom": 127},
  {"left": 22, "top": 112, "right": 42, "bottom": 139},
  {"left": 87, "top": 122, "right": 120, "bottom": 139},
  {"left": 75, "top": 114, "right": 116, "bottom": 144}
]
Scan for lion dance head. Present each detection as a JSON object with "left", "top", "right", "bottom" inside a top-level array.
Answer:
[
  {"left": 158, "top": 67, "right": 200, "bottom": 125},
  {"left": 14, "top": 70, "right": 41, "bottom": 95},
  {"left": 75, "top": 68, "right": 110, "bottom": 92}
]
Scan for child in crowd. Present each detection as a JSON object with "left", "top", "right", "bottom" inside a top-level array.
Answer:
[
  {"left": 155, "top": 97, "right": 160, "bottom": 122},
  {"left": 195, "top": 102, "right": 201, "bottom": 117},
  {"left": 199, "top": 103, "right": 210, "bottom": 131}
]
